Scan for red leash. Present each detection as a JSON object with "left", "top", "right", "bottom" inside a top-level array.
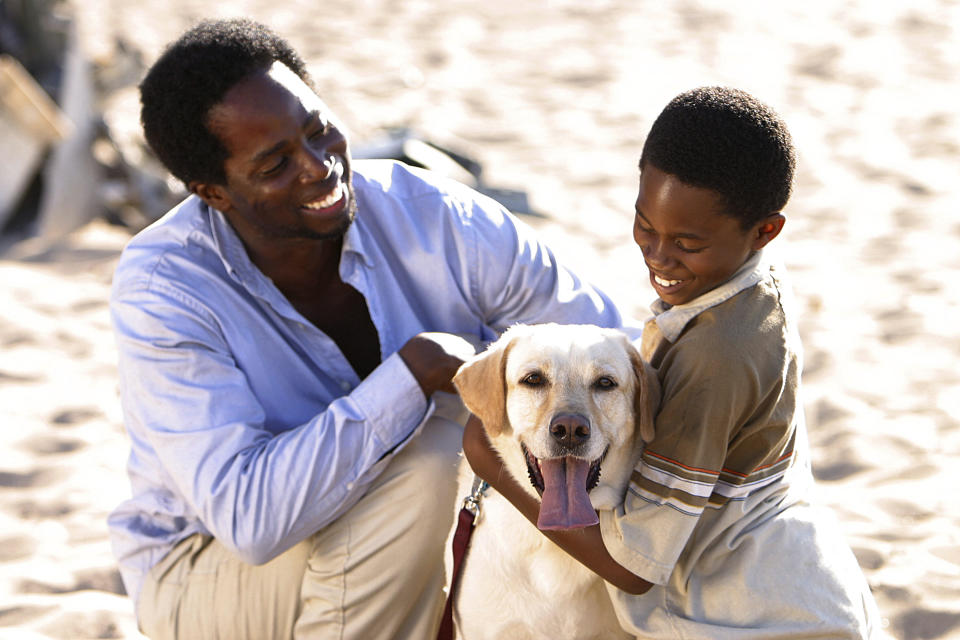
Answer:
[{"left": 436, "top": 478, "right": 488, "bottom": 640}]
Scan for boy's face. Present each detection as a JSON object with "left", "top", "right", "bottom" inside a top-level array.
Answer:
[{"left": 633, "top": 164, "right": 782, "bottom": 306}]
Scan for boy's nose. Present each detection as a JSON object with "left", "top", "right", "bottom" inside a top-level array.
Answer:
[{"left": 642, "top": 237, "right": 674, "bottom": 268}]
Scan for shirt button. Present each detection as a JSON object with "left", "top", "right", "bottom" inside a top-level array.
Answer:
[{"left": 340, "top": 380, "right": 352, "bottom": 392}]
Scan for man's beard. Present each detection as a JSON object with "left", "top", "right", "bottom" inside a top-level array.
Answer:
[
  {"left": 297, "top": 192, "right": 357, "bottom": 241},
  {"left": 250, "top": 180, "right": 358, "bottom": 242}
]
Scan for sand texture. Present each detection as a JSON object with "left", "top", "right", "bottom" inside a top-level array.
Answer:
[{"left": 1, "top": 1, "right": 958, "bottom": 638}]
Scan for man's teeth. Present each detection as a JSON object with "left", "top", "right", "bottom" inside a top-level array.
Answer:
[
  {"left": 654, "top": 274, "right": 682, "bottom": 287},
  {"left": 303, "top": 183, "right": 343, "bottom": 209}
]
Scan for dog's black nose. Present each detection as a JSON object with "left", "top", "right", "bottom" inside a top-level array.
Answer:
[{"left": 549, "top": 414, "right": 591, "bottom": 449}]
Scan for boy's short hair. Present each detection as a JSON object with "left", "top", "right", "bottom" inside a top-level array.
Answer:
[
  {"left": 640, "top": 86, "right": 796, "bottom": 228},
  {"left": 139, "top": 18, "right": 312, "bottom": 187}
]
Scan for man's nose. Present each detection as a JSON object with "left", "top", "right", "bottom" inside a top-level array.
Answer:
[{"left": 298, "top": 146, "right": 334, "bottom": 182}]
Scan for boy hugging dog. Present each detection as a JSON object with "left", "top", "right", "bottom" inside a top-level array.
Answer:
[{"left": 461, "top": 86, "right": 883, "bottom": 639}]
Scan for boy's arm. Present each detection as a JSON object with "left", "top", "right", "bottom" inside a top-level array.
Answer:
[{"left": 462, "top": 415, "right": 652, "bottom": 595}]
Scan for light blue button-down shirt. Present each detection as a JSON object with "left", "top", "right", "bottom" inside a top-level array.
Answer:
[{"left": 108, "top": 160, "right": 626, "bottom": 606}]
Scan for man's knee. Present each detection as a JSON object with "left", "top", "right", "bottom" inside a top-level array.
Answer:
[{"left": 389, "top": 416, "right": 463, "bottom": 527}]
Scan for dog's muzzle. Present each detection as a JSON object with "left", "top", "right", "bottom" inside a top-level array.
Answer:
[{"left": 522, "top": 441, "right": 607, "bottom": 530}]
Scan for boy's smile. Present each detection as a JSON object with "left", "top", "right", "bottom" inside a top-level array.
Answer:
[{"left": 633, "top": 164, "right": 782, "bottom": 306}]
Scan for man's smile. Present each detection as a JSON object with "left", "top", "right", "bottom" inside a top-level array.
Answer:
[{"left": 302, "top": 181, "right": 346, "bottom": 212}]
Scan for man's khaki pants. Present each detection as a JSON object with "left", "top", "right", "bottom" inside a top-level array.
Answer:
[{"left": 137, "top": 398, "right": 466, "bottom": 640}]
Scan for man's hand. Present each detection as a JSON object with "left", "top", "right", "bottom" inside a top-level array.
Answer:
[{"left": 398, "top": 332, "right": 479, "bottom": 398}]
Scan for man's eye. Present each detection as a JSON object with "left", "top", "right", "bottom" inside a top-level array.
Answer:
[
  {"left": 261, "top": 157, "right": 287, "bottom": 176},
  {"left": 520, "top": 372, "right": 544, "bottom": 386},
  {"left": 594, "top": 376, "right": 617, "bottom": 390}
]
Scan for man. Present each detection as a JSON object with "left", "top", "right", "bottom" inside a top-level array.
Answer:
[{"left": 109, "top": 17, "right": 628, "bottom": 640}]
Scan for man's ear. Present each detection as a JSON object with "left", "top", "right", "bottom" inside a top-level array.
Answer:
[
  {"left": 190, "top": 181, "right": 232, "bottom": 214},
  {"left": 752, "top": 213, "right": 785, "bottom": 251}
]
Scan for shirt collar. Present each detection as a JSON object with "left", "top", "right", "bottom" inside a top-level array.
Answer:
[
  {"left": 340, "top": 192, "right": 375, "bottom": 269},
  {"left": 649, "top": 250, "right": 766, "bottom": 343},
  {"left": 207, "top": 202, "right": 256, "bottom": 284}
]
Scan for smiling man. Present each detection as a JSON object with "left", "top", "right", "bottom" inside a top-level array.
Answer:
[{"left": 108, "top": 18, "right": 628, "bottom": 640}]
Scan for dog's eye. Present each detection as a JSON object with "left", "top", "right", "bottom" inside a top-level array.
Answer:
[
  {"left": 520, "top": 372, "right": 544, "bottom": 387},
  {"left": 594, "top": 376, "right": 617, "bottom": 390}
]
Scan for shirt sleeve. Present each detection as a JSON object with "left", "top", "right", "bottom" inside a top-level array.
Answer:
[
  {"left": 600, "top": 324, "right": 760, "bottom": 584},
  {"left": 455, "top": 188, "right": 629, "bottom": 333},
  {"left": 112, "top": 281, "right": 429, "bottom": 565}
]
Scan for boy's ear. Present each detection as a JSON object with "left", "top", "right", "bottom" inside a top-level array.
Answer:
[
  {"left": 190, "top": 181, "right": 232, "bottom": 214},
  {"left": 752, "top": 213, "right": 785, "bottom": 251}
]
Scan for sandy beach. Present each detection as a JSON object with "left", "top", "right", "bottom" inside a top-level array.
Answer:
[{"left": 2, "top": 1, "right": 959, "bottom": 638}]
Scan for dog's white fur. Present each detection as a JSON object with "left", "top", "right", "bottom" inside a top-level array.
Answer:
[{"left": 447, "top": 323, "right": 658, "bottom": 640}]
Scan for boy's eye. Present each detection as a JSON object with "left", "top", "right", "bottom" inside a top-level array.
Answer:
[
  {"left": 634, "top": 219, "right": 652, "bottom": 234},
  {"left": 675, "top": 239, "right": 706, "bottom": 254}
]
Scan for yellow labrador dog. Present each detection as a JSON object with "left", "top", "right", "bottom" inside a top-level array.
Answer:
[{"left": 447, "top": 323, "right": 658, "bottom": 640}]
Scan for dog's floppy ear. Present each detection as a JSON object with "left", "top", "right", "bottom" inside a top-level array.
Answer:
[
  {"left": 629, "top": 343, "right": 660, "bottom": 443},
  {"left": 452, "top": 330, "right": 517, "bottom": 436}
]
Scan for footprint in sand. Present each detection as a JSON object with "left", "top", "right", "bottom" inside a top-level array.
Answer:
[
  {"left": 894, "top": 609, "right": 960, "bottom": 640},
  {"left": 0, "top": 468, "right": 66, "bottom": 488},
  {"left": 876, "top": 497, "right": 935, "bottom": 522},
  {"left": 11, "top": 499, "right": 72, "bottom": 519},
  {"left": 50, "top": 407, "right": 102, "bottom": 426},
  {"left": 812, "top": 459, "right": 871, "bottom": 483},
  {"left": 0, "top": 605, "right": 57, "bottom": 628},
  {"left": 18, "top": 567, "right": 125, "bottom": 597},
  {"left": 20, "top": 435, "right": 86, "bottom": 455}
]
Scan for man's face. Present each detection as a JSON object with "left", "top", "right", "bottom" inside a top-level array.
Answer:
[
  {"left": 198, "top": 62, "right": 355, "bottom": 245},
  {"left": 633, "top": 164, "right": 776, "bottom": 306}
]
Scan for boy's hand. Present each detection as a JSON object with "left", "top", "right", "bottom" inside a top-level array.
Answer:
[{"left": 462, "top": 414, "right": 506, "bottom": 485}]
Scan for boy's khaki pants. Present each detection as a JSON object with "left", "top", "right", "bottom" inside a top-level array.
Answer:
[{"left": 137, "top": 404, "right": 465, "bottom": 640}]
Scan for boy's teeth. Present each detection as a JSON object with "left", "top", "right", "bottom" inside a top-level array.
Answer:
[
  {"left": 654, "top": 275, "right": 681, "bottom": 287},
  {"left": 304, "top": 183, "right": 343, "bottom": 209}
]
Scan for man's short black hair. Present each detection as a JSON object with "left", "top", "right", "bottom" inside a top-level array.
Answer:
[
  {"left": 640, "top": 86, "right": 796, "bottom": 228},
  {"left": 139, "top": 18, "right": 312, "bottom": 187}
]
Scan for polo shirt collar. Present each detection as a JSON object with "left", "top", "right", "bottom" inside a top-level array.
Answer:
[{"left": 649, "top": 250, "right": 766, "bottom": 343}]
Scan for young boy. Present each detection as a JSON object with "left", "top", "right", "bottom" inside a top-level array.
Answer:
[{"left": 463, "top": 86, "right": 882, "bottom": 637}]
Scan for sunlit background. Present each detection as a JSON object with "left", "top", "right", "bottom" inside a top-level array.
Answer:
[{"left": 2, "top": 1, "right": 958, "bottom": 638}]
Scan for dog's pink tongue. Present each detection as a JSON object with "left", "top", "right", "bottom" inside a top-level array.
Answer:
[{"left": 537, "top": 456, "right": 598, "bottom": 530}]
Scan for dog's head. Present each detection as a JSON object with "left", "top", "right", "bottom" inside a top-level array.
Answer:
[{"left": 453, "top": 323, "right": 659, "bottom": 531}]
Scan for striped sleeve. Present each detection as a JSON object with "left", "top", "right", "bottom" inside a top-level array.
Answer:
[
  {"left": 600, "top": 288, "right": 798, "bottom": 583},
  {"left": 633, "top": 436, "right": 795, "bottom": 516}
]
